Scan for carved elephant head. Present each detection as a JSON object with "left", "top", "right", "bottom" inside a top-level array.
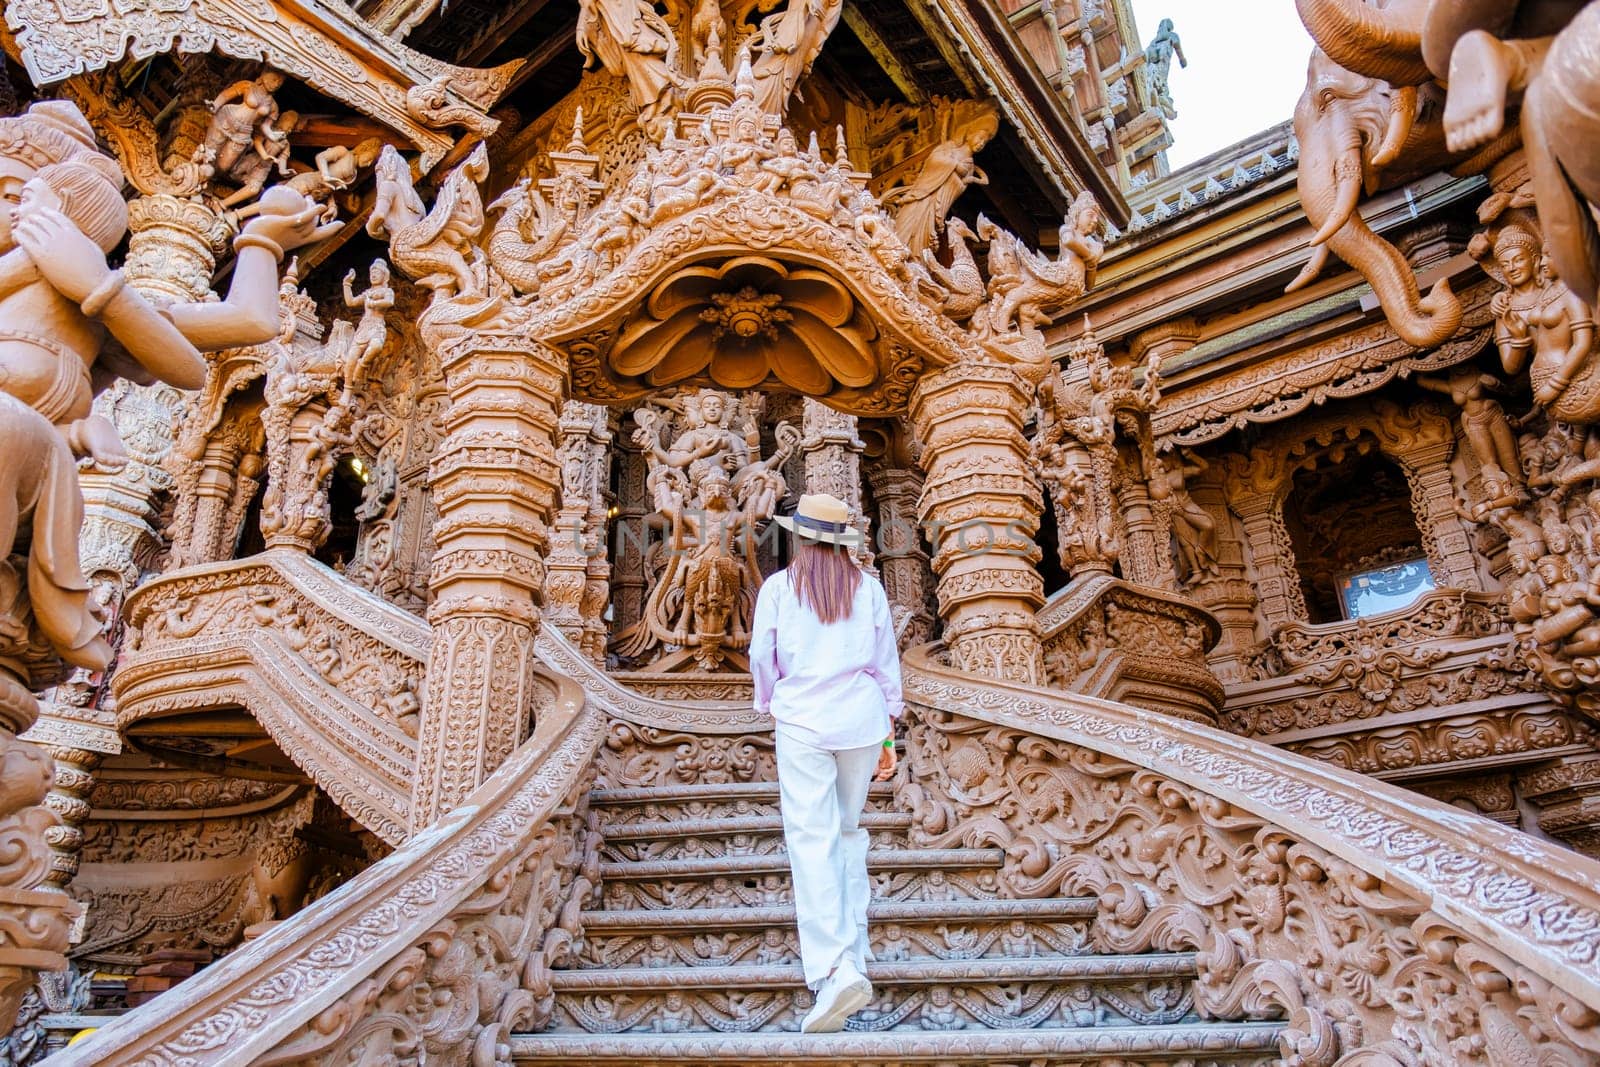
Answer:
[{"left": 1289, "top": 48, "right": 1463, "bottom": 347}]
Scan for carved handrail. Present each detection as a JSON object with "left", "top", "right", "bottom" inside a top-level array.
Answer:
[
  {"left": 899, "top": 644, "right": 1600, "bottom": 1063},
  {"left": 46, "top": 658, "right": 602, "bottom": 1066},
  {"left": 1260, "top": 588, "right": 1509, "bottom": 675},
  {"left": 537, "top": 624, "right": 764, "bottom": 735},
  {"left": 115, "top": 550, "right": 425, "bottom": 845}
]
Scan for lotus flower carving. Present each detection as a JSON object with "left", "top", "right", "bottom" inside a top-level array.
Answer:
[{"left": 612, "top": 256, "right": 878, "bottom": 394}]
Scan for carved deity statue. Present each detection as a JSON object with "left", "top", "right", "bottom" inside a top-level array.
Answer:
[
  {"left": 1032, "top": 337, "right": 1166, "bottom": 583},
  {"left": 976, "top": 193, "right": 1106, "bottom": 342},
  {"left": 366, "top": 142, "right": 509, "bottom": 349},
  {"left": 1142, "top": 18, "right": 1186, "bottom": 119},
  {"left": 0, "top": 101, "right": 337, "bottom": 693},
  {"left": 1485, "top": 225, "right": 1600, "bottom": 424},
  {"left": 750, "top": 0, "right": 845, "bottom": 116},
  {"left": 1149, "top": 448, "right": 1219, "bottom": 585},
  {"left": 576, "top": 0, "right": 682, "bottom": 129},
  {"left": 615, "top": 390, "right": 798, "bottom": 671},
  {"left": 882, "top": 107, "right": 999, "bottom": 257}
]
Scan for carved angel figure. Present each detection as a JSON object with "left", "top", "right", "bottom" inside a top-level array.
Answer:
[
  {"left": 1414, "top": 364, "right": 1523, "bottom": 490},
  {"left": 1486, "top": 225, "right": 1600, "bottom": 423},
  {"left": 576, "top": 0, "right": 682, "bottom": 128},
  {"left": 614, "top": 390, "right": 798, "bottom": 671},
  {"left": 0, "top": 101, "right": 337, "bottom": 674},
  {"left": 1149, "top": 449, "right": 1219, "bottom": 585},
  {"left": 883, "top": 108, "right": 999, "bottom": 257},
  {"left": 750, "top": 0, "right": 845, "bottom": 116}
]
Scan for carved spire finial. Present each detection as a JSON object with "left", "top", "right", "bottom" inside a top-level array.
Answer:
[
  {"left": 807, "top": 130, "right": 821, "bottom": 158},
  {"left": 701, "top": 23, "right": 729, "bottom": 84},
  {"left": 734, "top": 48, "right": 756, "bottom": 101},
  {"left": 568, "top": 107, "right": 587, "bottom": 154},
  {"left": 834, "top": 125, "right": 850, "bottom": 167}
]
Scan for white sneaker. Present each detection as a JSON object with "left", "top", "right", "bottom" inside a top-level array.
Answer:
[{"left": 801, "top": 961, "right": 873, "bottom": 1033}]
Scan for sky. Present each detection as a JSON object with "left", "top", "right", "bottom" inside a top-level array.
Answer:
[{"left": 1126, "top": 0, "right": 1315, "bottom": 169}]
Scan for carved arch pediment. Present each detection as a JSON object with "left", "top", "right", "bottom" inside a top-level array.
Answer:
[{"left": 527, "top": 193, "right": 981, "bottom": 417}]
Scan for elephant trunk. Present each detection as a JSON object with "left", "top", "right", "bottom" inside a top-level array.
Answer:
[
  {"left": 1295, "top": 0, "right": 1433, "bottom": 86},
  {"left": 1326, "top": 218, "right": 1463, "bottom": 347}
]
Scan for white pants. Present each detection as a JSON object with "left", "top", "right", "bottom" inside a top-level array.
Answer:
[{"left": 775, "top": 733, "right": 879, "bottom": 990}]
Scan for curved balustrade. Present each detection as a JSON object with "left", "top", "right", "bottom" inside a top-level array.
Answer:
[
  {"left": 115, "top": 550, "right": 427, "bottom": 845},
  {"left": 898, "top": 644, "right": 1600, "bottom": 1064},
  {"left": 116, "top": 549, "right": 780, "bottom": 842},
  {"left": 47, "top": 660, "right": 601, "bottom": 1066}
]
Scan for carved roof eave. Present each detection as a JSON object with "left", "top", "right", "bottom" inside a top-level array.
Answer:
[
  {"left": 6, "top": 0, "right": 520, "bottom": 169},
  {"left": 911, "top": 0, "right": 1128, "bottom": 229},
  {"left": 529, "top": 193, "right": 976, "bottom": 418}
]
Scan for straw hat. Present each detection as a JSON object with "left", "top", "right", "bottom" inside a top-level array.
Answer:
[{"left": 775, "top": 493, "right": 857, "bottom": 545}]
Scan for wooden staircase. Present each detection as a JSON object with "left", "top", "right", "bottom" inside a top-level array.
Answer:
[{"left": 509, "top": 775, "right": 1286, "bottom": 1064}]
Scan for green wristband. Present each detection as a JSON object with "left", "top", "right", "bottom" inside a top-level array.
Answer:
[{"left": 882, "top": 738, "right": 894, "bottom": 749}]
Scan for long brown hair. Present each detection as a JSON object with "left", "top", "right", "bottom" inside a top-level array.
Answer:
[{"left": 789, "top": 539, "right": 862, "bottom": 624}]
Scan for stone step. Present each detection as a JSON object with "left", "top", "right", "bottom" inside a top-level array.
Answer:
[
  {"left": 599, "top": 849, "right": 1004, "bottom": 910},
  {"left": 510, "top": 1023, "right": 1286, "bottom": 1064},
  {"left": 576, "top": 898, "right": 1100, "bottom": 968},
  {"left": 599, "top": 812, "right": 914, "bottom": 860},
  {"left": 546, "top": 956, "right": 1202, "bottom": 1033},
  {"left": 589, "top": 781, "right": 899, "bottom": 822}
]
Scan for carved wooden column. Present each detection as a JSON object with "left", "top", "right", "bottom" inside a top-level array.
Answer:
[
  {"left": 1397, "top": 443, "right": 1484, "bottom": 591},
  {"left": 610, "top": 432, "right": 649, "bottom": 634},
  {"left": 867, "top": 463, "right": 936, "bottom": 648},
  {"left": 547, "top": 400, "right": 609, "bottom": 660},
  {"left": 801, "top": 399, "right": 873, "bottom": 565},
  {"left": 1117, "top": 477, "right": 1175, "bottom": 590},
  {"left": 1222, "top": 451, "right": 1309, "bottom": 631},
  {"left": 911, "top": 363, "right": 1045, "bottom": 683},
  {"left": 581, "top": 415, "right": 615, "bottom": 663},
  {"left": 411, "top": 333, "right": 566, "bottom": 829}
]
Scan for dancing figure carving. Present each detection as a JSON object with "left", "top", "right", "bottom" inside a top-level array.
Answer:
[{"left": 615, "top": 391, "right": 798, "bottom": 671}]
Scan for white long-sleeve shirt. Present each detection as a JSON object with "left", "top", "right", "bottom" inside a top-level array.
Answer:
[{"left": 749, "top": 568, "right": 903, "bottom": 750}]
